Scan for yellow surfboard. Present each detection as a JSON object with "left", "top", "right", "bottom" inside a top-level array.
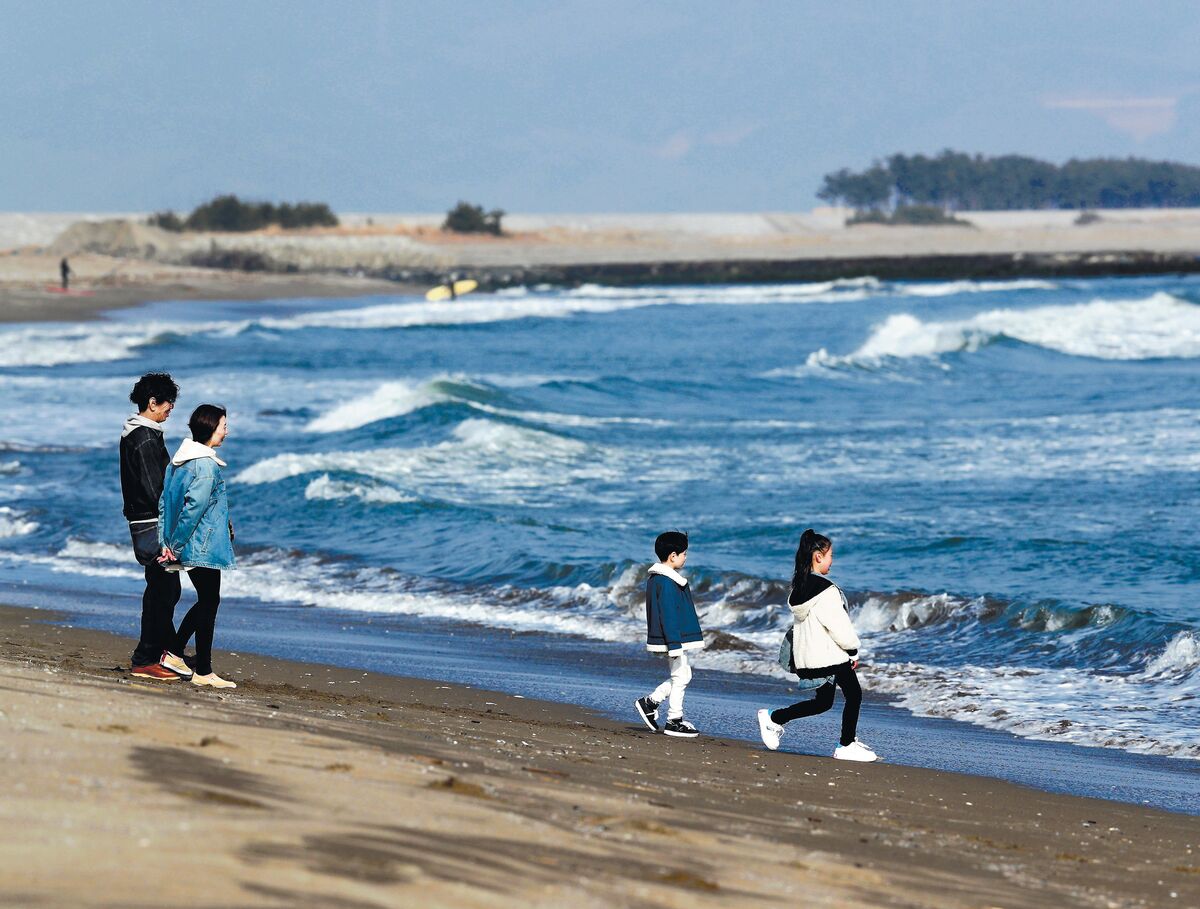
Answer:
[{"left": 425, "top": 279, "right": 478, "bottom": 302}]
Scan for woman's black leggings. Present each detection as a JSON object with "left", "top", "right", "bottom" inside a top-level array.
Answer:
[
  {"left": 174, "top": 567, "right": 221, "bottom": 676},
  {"left": 770, "top": 662, "right": 861, "bottom": 747}
]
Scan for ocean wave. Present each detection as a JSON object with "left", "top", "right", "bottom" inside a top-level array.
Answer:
[
  {"left": 239, "top": 418, "right": 610, "bottom": 506},
  {"left": 1141, "top": 631, "right": 1200, "bottom": 679},
  {"left": 865, "top": 644, "right": 1200, "bottom": 759},
  {"left": 255, "top": 281, "right": 879, "bottom": 334},
  {"left": 305, "top": 375, "right": 481, "bottom": 432},
  {"left": 894, "top": 278, "right": 1057, "bottom": 298},
  {"left": 305, "top": 374, "right": 670, "bottom": 435},
  {"left": 0, "top": 459, "right": 20, "bottom": 475},
  {"left": 505, "top": 277, "right": 883, "bottom": 301},
  {"left": 0, "top": 506, "right": 38, "bottom": 538},
  {"left": 807, "top": 292, "right": 1200, "bottom": 368},
  {"left": 0, "top": 321, "right": 223, "bottom": 368},
  {"left": 304, "top": 474, "right": 417, "bottom": 504}
]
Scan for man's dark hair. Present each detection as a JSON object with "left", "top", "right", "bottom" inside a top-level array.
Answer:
[
  {"left": 654, "top": 530, "right": 689, "bottom": 562},
  {"left": 129, "top": 373, "right": 179, "bottom": 411},
  {"left": 188, "top": 404, "right": 227, "bottom": 445}
]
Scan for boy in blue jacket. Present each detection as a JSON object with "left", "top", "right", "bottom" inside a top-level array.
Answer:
[{"left": 635, "top": 531, "right": 705, "bottom": 738}]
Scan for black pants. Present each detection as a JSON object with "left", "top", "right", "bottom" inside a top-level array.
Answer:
[
  {"left": 130, "top": 524, "right": 181, "bottom": 667},
  {"left": 175, "top": 567, "right": 221, "bottom": 676},
  {"left": 770, "top": 662, "right": 862, "bottom": 747}
]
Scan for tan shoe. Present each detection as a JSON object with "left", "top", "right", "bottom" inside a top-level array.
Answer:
[
  {"left": 160, "top": 650, "right": 193, "bottom": 679},
  {"left": 191, "top": 671, "right": 237, "bottom": 689}
]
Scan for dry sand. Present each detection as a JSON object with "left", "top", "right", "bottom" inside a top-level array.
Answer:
[{"left": 2, "top": 604, "right": 1197, "bottom": 909}]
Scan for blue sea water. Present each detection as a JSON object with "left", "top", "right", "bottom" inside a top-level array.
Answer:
[{"left": 1, "top": 275, "right": 1198, "bottom": 787}]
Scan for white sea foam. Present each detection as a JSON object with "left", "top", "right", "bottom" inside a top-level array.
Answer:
[
  {"left": 0, "top": 321, "right": 230, "bottom": 368},
  {"left": 807, "top": 293, "right": 1200, "bottom": 368},
  {"left": 240, "top": 418, "right": 610, "bottom": 506},
  {"left": 0, "top": 506, "right": 38, "bottom": 538},
  {"left": 864, "top": 646, "right": 1200, "bottom": 760},
  {"left": 304, "top": 475, "right": 417, "bottom": 504},
  {"left": 1141, "top": 631, "right": 1200, "bottom": 679},
  {"left": 854, "top": 592, "right": 973, "bottom": 633},
  {"left": 0, "top": 460, "right": 20, "bottom": 475},
  {"left": 308, "top": 374, "right": 672, "bottom": 434},
  {"left": 895, "top": 278, "right": 1056, "bottom": 297},
  {"left": 306, "top": 377, "right": 463, "bottom": 432},
  {"left": 258, "top": 280, "right": 877, "bottom": 333},
  {"left": 0, "top": 538, "right": 136, "bottom": 578}
]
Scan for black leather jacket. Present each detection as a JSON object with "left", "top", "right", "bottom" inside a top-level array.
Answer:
[{"left": 120, "top": 425, "right": 169, "bottom": 522}]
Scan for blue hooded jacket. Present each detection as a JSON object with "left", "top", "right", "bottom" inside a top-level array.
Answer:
[
  {"left": 158, "top": 438, "right": 236, "bottom": 570},
  {"left": 645, "top": 563, "right": 704, "bottom": 654}
]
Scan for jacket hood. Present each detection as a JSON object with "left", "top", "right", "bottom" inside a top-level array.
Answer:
[
  {"left": 122, "top": 414, "right": 165, "bottom": 438},
  {"left": 171, "top": 438, "right": 227, "bottom": 468},
  {"left": 648, "top": 562, "right": 688, "bottom": 587},
  {"left": 790, "top": 574, "right": 834, "bottom": 622}
]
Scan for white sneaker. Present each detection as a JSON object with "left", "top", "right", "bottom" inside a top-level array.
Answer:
[
  {"left": 757, "top": 708, "right": 784, "bottom": 751},
  {"left": 160, "top": 650, "right": 193, "bottom": 679},
  {"left": 191, "top": 671, "right": 237, "bottom": 689},
  {"left": 833, "top": 739, "right": 878, "bottom": 762}
]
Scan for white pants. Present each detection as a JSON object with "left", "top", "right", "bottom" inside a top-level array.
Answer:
[{"left": 650, "top": 652, "right": 692, "bottom": 721}]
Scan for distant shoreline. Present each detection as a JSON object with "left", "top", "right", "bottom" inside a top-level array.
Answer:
[
  {"left": 4, "top": 249, "right": 1197, "bottom": 324},
  {"left": 6, "top": 207, "right": 1200, "bottom": 322},
  {"left": 0, "top": 267, "right": 418, "bottom": 324},
  {"left": 389, "top": 248, "right": 1200, "bottom": 291}
]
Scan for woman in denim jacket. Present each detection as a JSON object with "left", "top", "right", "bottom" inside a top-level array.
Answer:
[{"left": 159, "top": 404, "right": 237, "bottom": 689}]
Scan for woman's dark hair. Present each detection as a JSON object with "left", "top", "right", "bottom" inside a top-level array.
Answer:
[
  {"left": 654, "top": 530, "right": 689, "bottom": 561},
  {"left": 791, "top": 528, "right": 832, "bottom": 592},
  {"left": 129, "top": 372, "right": 178, "bottom": 411},
  {"left": 188, "top": 404, "right": 227, "bottom": 445}
]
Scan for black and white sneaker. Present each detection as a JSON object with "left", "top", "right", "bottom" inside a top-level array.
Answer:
[
  {"left": 634, "top": 696, "right": 660, "bottom": 732},
  {"left": 662, "top": 718, "right": 699, "bottom": 738}
]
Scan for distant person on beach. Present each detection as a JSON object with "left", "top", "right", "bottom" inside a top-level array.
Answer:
[
  {"left": 757, "top": 529, "right": 879, "bottom": 762},
  {"left": 159, "top": 404, "right": 237, "bottom": 689},
  {"left": 60, "top": 257, "right": 71, "bottom": 290},
  {"left": 634, "top": 530, "right": 705, "bottom": 738},
  {"left": 120, "top": 372, "right": 189, "bottom": 680}
]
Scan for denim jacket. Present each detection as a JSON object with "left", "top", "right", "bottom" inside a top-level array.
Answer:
[{"left": 158, "top": 439, "right": 235, "bottom": 570}]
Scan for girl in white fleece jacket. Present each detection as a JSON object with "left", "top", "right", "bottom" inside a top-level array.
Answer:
[{"left": 756, "top": 529, "right": 879, "bottom": 762}]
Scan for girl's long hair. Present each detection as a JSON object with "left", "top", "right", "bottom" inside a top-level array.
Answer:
[{"left": 791, "top": 528, "right": 832, "bottom": 594}]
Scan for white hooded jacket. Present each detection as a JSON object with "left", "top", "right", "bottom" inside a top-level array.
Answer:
[
  {"left": 171, "top": 437, "right": 227, "bottom": 468},
  {"left": 789, "top": 575, "right": 860, "bottom": 670}
]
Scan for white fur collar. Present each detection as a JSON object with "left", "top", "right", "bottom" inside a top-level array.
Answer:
[
  {"left": 648, "top": 562, "right": 688, "bottom": 587},
  {"left": 171, "top": 437, "right": 227, "bottom": 468}
]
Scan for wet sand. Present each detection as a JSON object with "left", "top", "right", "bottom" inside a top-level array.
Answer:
[
  {"left": 2, "top": 603, "right": 1197, "bottom": 908},
  {"left": 0, "top": 253, "right": 414, "bottom": 323}
]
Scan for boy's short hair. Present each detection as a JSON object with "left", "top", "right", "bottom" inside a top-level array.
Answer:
[
  {"left": 654, "top": 530, "right": 689, "bottom": 561},
  {"left": 129, "top": 372, "right": 179, "bottom": 411}
]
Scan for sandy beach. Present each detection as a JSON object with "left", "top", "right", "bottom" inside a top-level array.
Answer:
[
  {"left": 0, "top": 252, "right": 411, "bottom": 324},
  {"left": 2, "top": 603, "right": 1197, "bottom": 909}
]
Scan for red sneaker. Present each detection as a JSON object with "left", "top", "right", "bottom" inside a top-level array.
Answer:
[{"left": 131, "top": 663, "right": 179, "bottom": 681}]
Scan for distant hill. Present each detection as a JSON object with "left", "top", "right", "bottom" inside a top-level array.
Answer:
[{"left": 818, "top": 151, "right": 1200, "bottom": 211}]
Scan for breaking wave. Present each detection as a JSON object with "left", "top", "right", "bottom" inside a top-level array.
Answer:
[
  {"left": 806, "top": 293, "right": 1200, "bottom": 368},
  {"left": 0, "top": 506, "right": 38, "bottom": 538}
]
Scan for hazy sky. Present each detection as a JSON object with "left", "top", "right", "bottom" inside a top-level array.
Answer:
[{"left": 4, "top": 1, "right": 1200, "bottom": 212}]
